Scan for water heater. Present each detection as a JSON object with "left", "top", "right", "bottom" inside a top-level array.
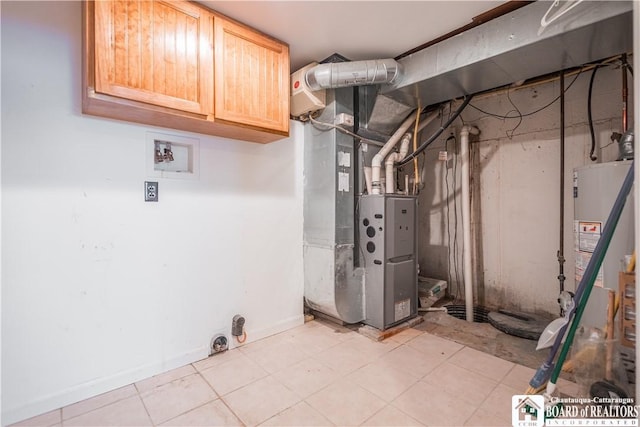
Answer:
[{"left": 574, "top": 160, "right": 634, "bottom": 328}]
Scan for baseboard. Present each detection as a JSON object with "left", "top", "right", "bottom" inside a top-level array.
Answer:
[
  {"left": 3, "top": 314, "right": 305, "bottom": 426},
  {"left": 2, "top": 347, "right": 207, "bottom": 426}
]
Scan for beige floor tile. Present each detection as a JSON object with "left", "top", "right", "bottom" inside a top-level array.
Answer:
[
  {"left": 62, "top": 384, "right": 138, "bottom": 420},
  {"left": 222, "top": 376, "right": 300, "bottom": 426},
  {"left": 312, "top": 342, "right": 376, "bottom": 375},
  {"left": 477, "top": 383, "right": 521, "bottom": 422},
  {"left": 377, "top": 344, "right": 441, "bottom": 378},
  {"left": 272, "top": 358, "right": 340, "bottom": 398},
  {"left": 64, "top": 395, "right": 152, "bottom": 426},
  {"left": 361, "top": 405, "right": 424, "bottom": 426},
  {"left": 140, "top": 373, "right": 217, "bottom": 424},
  {"left": 387, "top": 328, "right": 425, "bottom": 344},
  {"left": 346, "top": 334, "right": 400, "bottom": 358},
  {"left": 200, "top": 352, "right": 268, "bottom": 396},
  {"left": 392, "top": 381, "right": 477, "bottom": 426},
  {"left": 310, "top": 320, "right": 358, "bottom": 341},
  {"left": 448, "top": 346, "right": 514, "bottom": 382},
  {"left": 160, "top": 400, "right": 242, "bottom": 426},
  {"left": 501, "top": 364, "right": 536, "bottom": 391},
  {"left": 347, "top": 361, "right": 418, "bottom": 402},
  {"left": 9, "top": 409, "right": 61, "bottom": 426},
  {"left": 464, "top": 407, "right": 511, "bottom": 426},
  {"left": 306, "top": 380, "right": 386, "bottom": 426},
  {"left": 260, "top": 401, "right": 334, "bottom": 426},
  {"left": 237, "top": 332, "right": 292, "bottom": 355},
  {"left": 286, "top": 326, "right": 347, "bottom": 354},
  {"left": 422, "top": 362, "right": 499, "bottom": 406},
  {"left": 135, "top": 364, "right": 196, "bottom": 393},
  {"left": 243, "top": 340, "right": 310, "bottom": 374},
  {"left": 193, "top": 349, "right": 242, "bottom": 372},
  {"left": 405, "top": 332, "right": 464, "bottom": 359}
]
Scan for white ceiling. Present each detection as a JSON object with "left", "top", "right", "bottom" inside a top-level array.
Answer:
[{"left": 202, "top": 1, "right": 502, "bottom": 72}]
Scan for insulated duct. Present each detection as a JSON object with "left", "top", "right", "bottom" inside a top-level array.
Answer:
[{"left": 306, "top": 59, "right": 402, "bottom": 91}]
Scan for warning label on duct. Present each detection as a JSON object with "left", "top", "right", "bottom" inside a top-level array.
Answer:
[
  {"left": 338, "top": 151, "right": 351, "bottom": 168},
  {"left": 575, "top": 220, "right": 604, "bottom": 288},
  {"left": 395, "top": 298, "right": 410, "bottom": 322},
  {"left": 338, "top": 172, "right": 350, "bottom": 192}
]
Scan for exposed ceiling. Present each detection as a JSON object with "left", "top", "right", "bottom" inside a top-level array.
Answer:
[{"left": 201, "top": 1, "right": 501, "bottom": 72}]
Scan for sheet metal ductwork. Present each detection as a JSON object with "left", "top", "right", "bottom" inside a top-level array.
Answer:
[
  {"left": 383, "top": 0, "right": 633, "bottom": 109},
  {"left": 311, "top": 1, "right": 632, "bottom": 135}
]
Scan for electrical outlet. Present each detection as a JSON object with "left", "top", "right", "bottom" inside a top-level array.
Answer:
[
  {"left": 334, "top": 113, "right": 354, "bottom": 127},
  {"left": 145, "top": 181, "right": 158, "bottom": 202}
]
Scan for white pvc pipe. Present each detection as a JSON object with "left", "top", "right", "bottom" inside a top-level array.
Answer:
[
  {"left": 460, "top": 126, "right": 479, "bottom": 322},
  {"left": 371, "top": 111, "right": 440, "bottom": 195},
  {"left": 363, "top": 166, "right": 373, "bottom": 195},
  {"left": 384, "top": 133, "right": 412, "bottom": 194},
  {"left": 371, "top": 113, "right": 417, "bottom": 194}
]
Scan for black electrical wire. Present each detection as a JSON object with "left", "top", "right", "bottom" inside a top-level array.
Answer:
[
  {"left": 398, "top": 94, "right": 474, "bottom": 167},
  {"left": 587, "top": 65, "right": 600, "bottom": 161},
  {"left": 467, "top": 69, "right": 582, "bottom": 120}
]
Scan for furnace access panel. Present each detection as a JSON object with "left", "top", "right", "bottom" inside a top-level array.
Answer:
[{"left": 359, "top": 195, "right": 418, "bottom": 330}]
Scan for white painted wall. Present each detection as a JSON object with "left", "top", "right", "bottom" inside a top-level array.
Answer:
[
  {"left": 1, "top": 2, "right": 304, "bottom": 424},
  {"left": 418, "top": 65, "right": 633, "bottom": 316}
]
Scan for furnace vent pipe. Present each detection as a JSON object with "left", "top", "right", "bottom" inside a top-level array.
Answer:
[
  {"left": 385, "top": 134, "right": 412, "bottom": 194},
  {"left": 305, "top": 59, "right": 402, "bottom": 91},
  {"left": 371, "top": 113, "right": 417, "bottom": 194},
  {"left": 460, "top": 126, "right": 479, "bottom": 322},
  {"left": 371, "top": 111, "right": 440, "bottom": 194}
]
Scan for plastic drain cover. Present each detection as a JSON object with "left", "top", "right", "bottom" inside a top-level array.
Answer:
[{"left": 488, "top": 310, "right": 551, "bottom": 340}]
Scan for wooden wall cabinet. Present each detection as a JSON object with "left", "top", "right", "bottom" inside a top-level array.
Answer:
[{"left": 83, "top": 0, "right": 290, "bottom": 143}]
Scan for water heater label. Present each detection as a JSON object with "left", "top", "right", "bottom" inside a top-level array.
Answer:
[
  {"left": 575, "top": 220, "right": 604, "bottom": 288},
  {"left": 577, "top": 220, "right": 601, "bottom": 252}
]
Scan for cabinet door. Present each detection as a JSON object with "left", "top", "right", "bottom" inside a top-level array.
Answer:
[
  {"left": 214, "top": 19, "right": 289, "bottom": 134},
  {"left": 94, "top": 0, "right": 213, "bottom": 115}
]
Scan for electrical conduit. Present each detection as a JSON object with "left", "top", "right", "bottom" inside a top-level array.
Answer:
[{"left": 461, "top": 126, "right": 479, "bottom": 322}]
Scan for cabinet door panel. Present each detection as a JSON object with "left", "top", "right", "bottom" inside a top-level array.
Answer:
[
  {"left": 215, "top": 19, "right": 289, "bottom": 133},
  {"left": 95, "top": 0, "right": 213, "bottom": 115}
]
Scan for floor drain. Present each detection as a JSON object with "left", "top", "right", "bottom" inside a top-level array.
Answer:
[{"left": 445, "top": 304, "right": 489, "bottom": 323}]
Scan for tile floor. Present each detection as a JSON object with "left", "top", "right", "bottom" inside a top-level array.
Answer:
[{"left": 11, "top": 319, "right": 579, "bottom": 427}]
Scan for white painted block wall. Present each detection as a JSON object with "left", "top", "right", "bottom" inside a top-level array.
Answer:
[
  {"left": 418, "top": 65, "right": 634, "bottom": 316},
  {"left": 1, "top": 2, "right": 304, "bottom": 424}
]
